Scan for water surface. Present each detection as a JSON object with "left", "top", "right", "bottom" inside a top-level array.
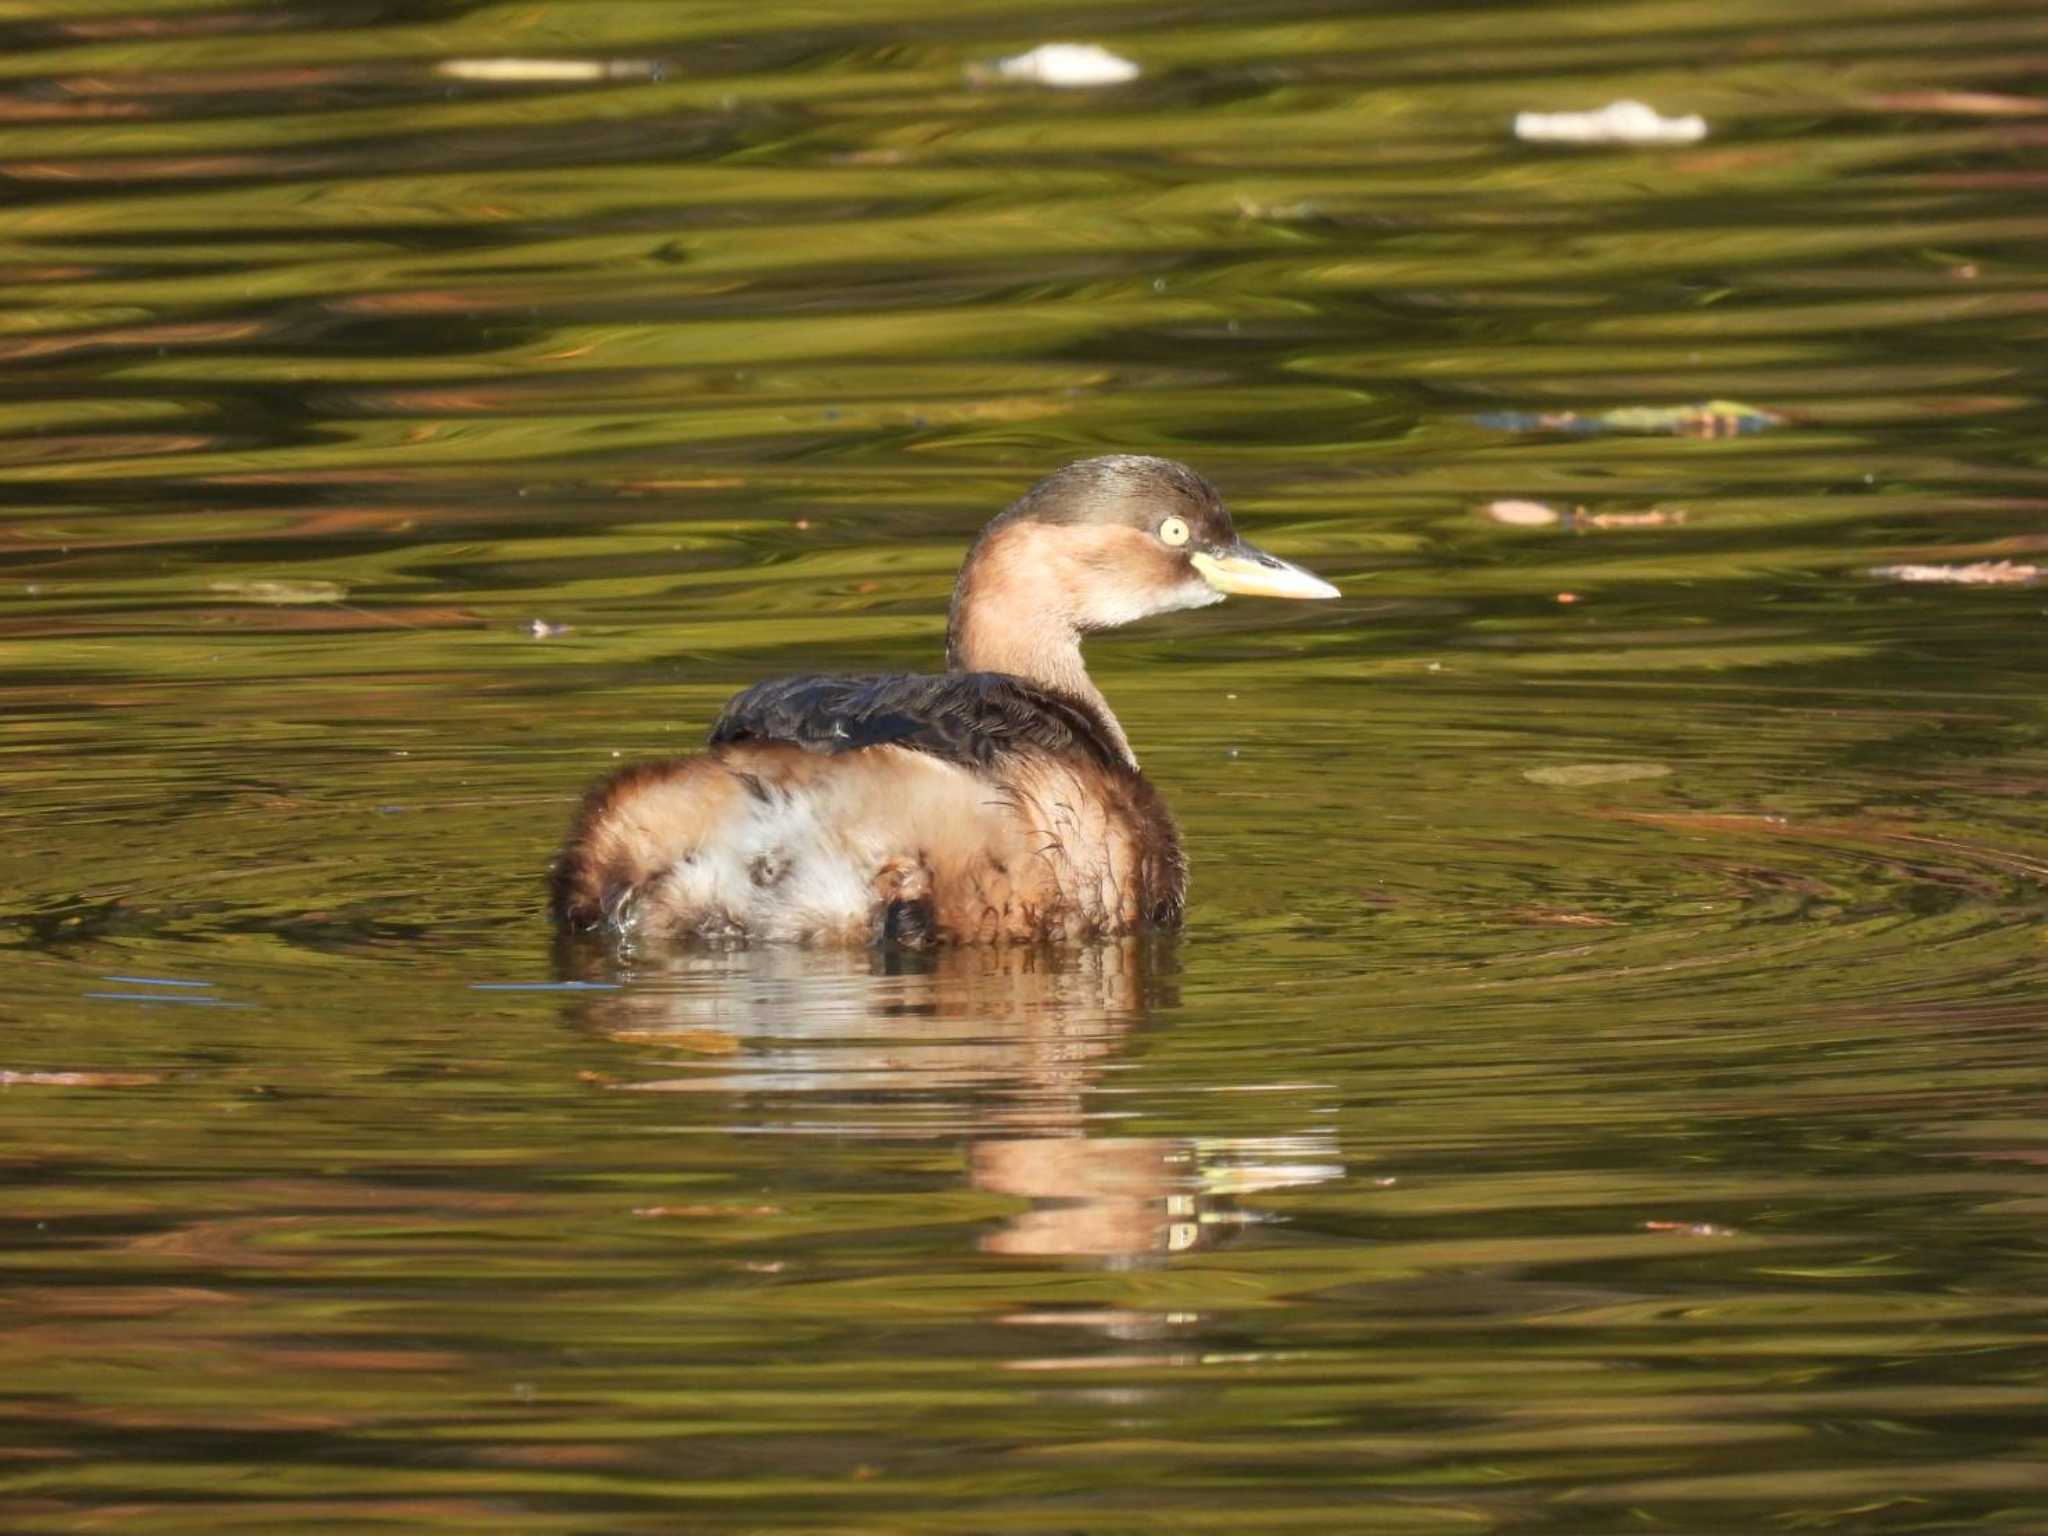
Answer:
[{"left": 3, "top": 1, "right": 2047, "bottom": 1531}]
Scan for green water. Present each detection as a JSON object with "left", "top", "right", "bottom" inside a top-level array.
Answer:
[{"left": 4, "top": 1, "right": 2047, "bottom": 1530}]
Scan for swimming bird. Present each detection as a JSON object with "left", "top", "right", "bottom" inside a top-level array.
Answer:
[{"left": 551, "top": 454, "right": 1338, "bottom": 947}]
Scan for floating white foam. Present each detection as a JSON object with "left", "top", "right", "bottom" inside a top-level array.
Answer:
[
  {"left": 1514, "top": 99, "right": 1707, "bottom": 145},
  {"left": 991, "top": 43, "right": 1140, "bottom": 88}
]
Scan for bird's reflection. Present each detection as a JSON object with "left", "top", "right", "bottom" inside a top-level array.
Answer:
[{"left": 558, "top": 938, "right": 1340, "bottom": 1262}]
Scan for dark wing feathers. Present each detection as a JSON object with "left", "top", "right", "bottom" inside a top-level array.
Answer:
[{"left": 708, "top": 672, "right": 1125, "bottom": 770}]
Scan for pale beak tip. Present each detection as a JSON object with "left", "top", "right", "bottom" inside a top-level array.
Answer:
[{"left": 1190, "top": 547, "right": 1342, "bottom": 602}]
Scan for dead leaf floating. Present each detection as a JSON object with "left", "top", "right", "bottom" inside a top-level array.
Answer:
[
  {"left": 1868, "top": 560, "right": 2039, "bottom": 586},
  {"left": 1580, "top": 508, "right": 1687, "bottom": 529},
  {"left": 1486, "top": 501, "right": 1689, "bottom": 531},
  {"left": 1865, "top": 90, "right": 2048, "bottom": 118},
  {"left": 0, "top": 1069, "right": 164, "bottom": 1087},
  {"left": 207, "top": 578, "right": 346, "bottom": 604}
]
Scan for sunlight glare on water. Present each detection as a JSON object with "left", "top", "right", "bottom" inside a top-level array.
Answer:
[{"left": 1, "top": 0, "right": 2046, "bottom": 1531}]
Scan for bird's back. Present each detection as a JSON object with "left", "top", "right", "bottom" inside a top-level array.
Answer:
[{"left": 551, "top": 671, "right": 1185, "bottom": 947}]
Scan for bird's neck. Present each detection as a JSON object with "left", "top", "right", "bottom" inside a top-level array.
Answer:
[{"left": 945, "top": 525, "right": 1137, "bottom": 768}]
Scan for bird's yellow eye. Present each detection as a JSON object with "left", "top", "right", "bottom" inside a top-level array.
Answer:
[{"left": 1159, "top": 515, "right": 1191, "bottom": 547}]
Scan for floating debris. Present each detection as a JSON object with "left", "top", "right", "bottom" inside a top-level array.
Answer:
[
  {"left": 1475, "top": 400, "right": 1782, "bottom": 438},
  {"left": 436, "top": 58, "right": 663, "bottom": 84},
  {"left": 525, "top": 617, "right": 572, "bottom": 639},
  {"left": 207, "top": 578, "right": 346, "bottom": 604},
  {"left": 0, "top": 1069, "right": 165, "bottom": 1087},
  {"left": 1868, "top": 560, "right": 2039, "bottom": 585},
  {"left": 1523, "top": 762, "right": 1673, "bottom": 787},
  {"left": 1596, "top": 402, "right": 1778, "bottom": 437},
  {"left": 1484, "top": 498, "right": 1562, "bottom": 528},
  {"left": 1484, "top": 500, "right": 1694, "bottom": 534},
  {"left": 1645, "top": 1220, "right": 1737, "bottom": 1237},
  {"left": 1865, "top": 90, "right": 2048, "bottom": 118},
  {"left": 1579, "top": 507, "right": 1688, "bottom": 530},
  {"left": 985, "top": 43, "right": 1140, "bottom": 88},
  {"left": 1233, "top": 196, "right": 1323, "bottom": 223},
  {"left": 1514, "top": 99, "right": 1707, "bottom": 146}
]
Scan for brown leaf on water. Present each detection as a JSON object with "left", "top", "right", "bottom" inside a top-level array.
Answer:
[
  {"left": 1867, "top": 90, "right": 2048, "bottom": 117},
  {"left": 1580, "top": 507, "right": 1688, "bottom": 529},
  {"left": 0, "top": 1069, "right": 164, "bottom": 1087}
]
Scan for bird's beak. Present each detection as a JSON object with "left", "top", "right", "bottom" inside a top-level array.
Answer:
[{"left": 1190, "top": 539, "right": 1340, "bottom": 601}]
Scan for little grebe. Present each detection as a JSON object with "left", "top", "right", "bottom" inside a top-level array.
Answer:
[{"left": 551, "top": 455, "right": 1337, "bottom": 947}]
